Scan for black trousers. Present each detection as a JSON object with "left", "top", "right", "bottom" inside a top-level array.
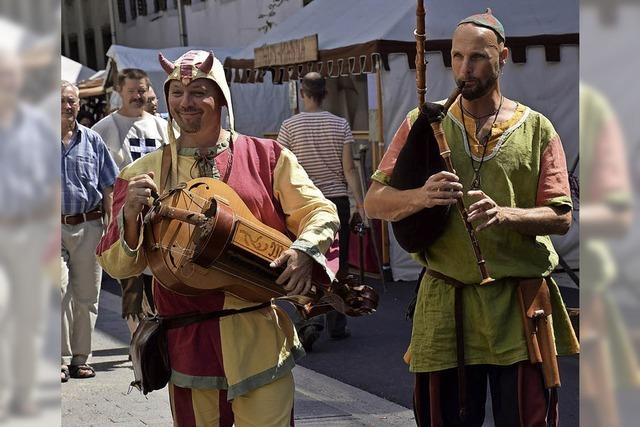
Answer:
[
  {"left": 413, "top": 362, "right": 557, "bottom": 427},
  {"left": 327, "top": 196, "right": 351, "bottom": 274},
  {"left": 327, "top": 196, "right": 351, "bottom": 333},
  {"left": 296, "top": 196, "right": 350, "bottom": 335}
]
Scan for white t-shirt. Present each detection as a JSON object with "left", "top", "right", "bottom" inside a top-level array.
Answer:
[{"left": 92, "top": 111, "right": 169, "bottom": 170}]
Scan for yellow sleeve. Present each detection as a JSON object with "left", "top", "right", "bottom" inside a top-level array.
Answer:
[
  {"left": 272, "top": 148, "right": 340, "bottom": 267},
  {"left": 96, "top": 153, "right": 163, "bottom": 279}
]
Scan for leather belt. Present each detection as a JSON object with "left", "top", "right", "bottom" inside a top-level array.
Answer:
[{"left": 61, "top": 209, "right": 103, "bottom": 225}]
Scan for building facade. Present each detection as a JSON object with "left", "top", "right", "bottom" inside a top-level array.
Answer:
[{"left": 61, "top": 0, "right": 303, "bottom": 70}]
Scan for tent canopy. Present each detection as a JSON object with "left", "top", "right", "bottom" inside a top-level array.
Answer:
[
  {"left": 61, "top": 55, "right": 97, "bottom": 84},
  {"left": 224, "top": 0, "right": 578, "bottom": 83}
]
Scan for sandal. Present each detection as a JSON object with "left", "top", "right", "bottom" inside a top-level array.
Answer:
[
  {"left": 69, "top": 364, "right": 96, "bottom": 379},
  {"left": 61, "top": 366, "right": 70, "bottom": 383}
]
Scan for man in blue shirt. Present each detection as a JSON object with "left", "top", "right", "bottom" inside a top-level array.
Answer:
[{"left": 61, "top": 81, "right": 118, "bottom": 380}]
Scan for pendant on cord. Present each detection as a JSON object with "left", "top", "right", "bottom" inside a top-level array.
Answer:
[{"left": 471, "top": 175, "right": 481, "bottom": 190}]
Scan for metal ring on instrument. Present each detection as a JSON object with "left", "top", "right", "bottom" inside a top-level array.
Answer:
[{"left": 413, "top": 29, "right": 426, "bottom": 38}]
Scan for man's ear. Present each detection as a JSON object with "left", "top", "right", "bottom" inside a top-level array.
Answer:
[{"left": 499, "top": 46, "right": 509, "bottom": 68}]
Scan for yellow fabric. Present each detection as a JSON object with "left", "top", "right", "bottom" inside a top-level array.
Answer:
[
  {"left": 168, "top": 372, "right": 293, "bottom": 427},
  {"left": 232, "top": 371, "right": 294, "bottom": 427},
  {"left": 445, "top": 98, "right": 526, "bottom": 158},
  {"left": 274, "top": 147, "right": 339, "bottom": 265},
  {"left": 191, "top": 387, "right": 222, "bottom": 427}
]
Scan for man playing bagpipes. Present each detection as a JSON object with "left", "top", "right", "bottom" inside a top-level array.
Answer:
[
  {"left": 365, "top": 10, "right": 579, "bottom": 426},
  {"left": 97, "top": 49, "right": 341, "bottom": 426}
]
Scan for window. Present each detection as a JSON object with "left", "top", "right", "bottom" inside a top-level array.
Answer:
[
  {"left": 68, "top": 34, "right": 79, "bottom": 62},
  {"left": 130, "top": 0, "right": 137, "bottom": 20},
  {"left": 137, "top": 0, "right": 148, "bottom": 16},
  {"left": 153, "top": 0, "right": 167, "bottom": 12},
  {"left": 102, "top": 25, "right": 112, "bottom": 58},
  {"left": 117, "top": 0, "right": 127, "bottom": 23},
  {"left": 85, "top": 29, "right": 97, "bottom": 70}
]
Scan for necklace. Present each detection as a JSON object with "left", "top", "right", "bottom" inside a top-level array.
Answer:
[
  {"left": 460, "top": 96, "right": 503, "bottom": 190},
  {"left": 460, "top": 103, "right": 499, "bottom": 120}
]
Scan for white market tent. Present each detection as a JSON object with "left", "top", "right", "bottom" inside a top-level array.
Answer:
[
  {"left": 61, "top": 55, "right": 97, "bottom": 84},
  {"left": 224, "top": 0, "right": 579, "bottom": 281},
  {"left": 104, "top": 44, "right": 290, "bottom": 137}
]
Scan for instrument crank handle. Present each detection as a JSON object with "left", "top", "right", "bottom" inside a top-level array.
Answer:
[{"left": 142, "top": 190, "right": 162, "bottom": 225}]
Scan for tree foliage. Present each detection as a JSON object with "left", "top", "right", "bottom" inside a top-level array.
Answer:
[{"left": 258, "top": 0, "right": 315, "bottom": 33}]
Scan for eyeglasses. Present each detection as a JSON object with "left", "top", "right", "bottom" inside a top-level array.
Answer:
[{"left": 61, "top": 97, "right": 79, "bottom": 106}]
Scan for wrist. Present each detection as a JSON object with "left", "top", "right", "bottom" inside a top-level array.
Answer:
[
  {"left": 123, "top": 205, "right": 138, "bottom": 223},
  {"left": 496, "top": 206, "right": 511, "bottom": 227},
  {"left": 412, "top": 187, "right": 432, "bottom": 209}
]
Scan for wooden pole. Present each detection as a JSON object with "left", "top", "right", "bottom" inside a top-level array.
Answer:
[
  {"left": 177, "top": 0, "right": 189, "bottom": 47},
  {"left": 375, "top": 58, "right": 392, "bottom": 280},
  {"left": 415, "top": 0, "right": 426, "bottom": 106}
]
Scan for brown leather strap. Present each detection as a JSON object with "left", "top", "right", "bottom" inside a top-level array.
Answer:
[
  {"left": 160, "top": 144, "right": 172, "bottom": 193},
  {"left": 160, "top": 301, "right": 271, "bottom": 329},
  {"left": 426, "top": 269, "right": 466, "bottom": 421},
  {"left": 426, "top": 269, "right": 465, "bottom": 288}
]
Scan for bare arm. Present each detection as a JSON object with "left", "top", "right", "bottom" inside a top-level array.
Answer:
[
  {"left": 364, "top": 181, "right": 426, "bottom": 221},
  {"left": 364, "top": 171, "right": 463, "bottom": 221},
  {"left": 342, "top": 144, "right": 365, "bottom": 217}
]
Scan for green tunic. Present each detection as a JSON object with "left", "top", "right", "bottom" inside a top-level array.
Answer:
[{"left": 407, "top": 103, "right": 580, "bottom": 373}]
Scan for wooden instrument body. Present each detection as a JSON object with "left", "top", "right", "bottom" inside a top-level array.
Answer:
[
  {"left": 145, "top": 178, "right": 303, "bottom": 301},
  {"left": 143, "top": 178, "right": 378, "bottom": 316}
]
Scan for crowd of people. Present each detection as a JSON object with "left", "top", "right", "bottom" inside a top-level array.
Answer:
[{"left": 59, "top": 10, "right": 580, "bottom": 426}]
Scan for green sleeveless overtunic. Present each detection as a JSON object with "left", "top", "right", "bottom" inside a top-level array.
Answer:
[{"left": 407, "top": 104, "right": 579, "bottom": 372}]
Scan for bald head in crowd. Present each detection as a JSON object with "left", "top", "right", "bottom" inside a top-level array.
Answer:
[{"left": 301, "top": 72, "right": 328, "bottom": 104}]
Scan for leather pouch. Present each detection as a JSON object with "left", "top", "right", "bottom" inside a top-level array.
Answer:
[
  {"left": 130, "top": 316, "right": 170, "bottom": 395},
  {"left": 517, "top": 277, "right": 561, "bottom": 388}
]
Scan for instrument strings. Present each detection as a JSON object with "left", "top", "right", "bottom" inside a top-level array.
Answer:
[{"left": 153, "top": 188, "right": 212, "bottom": 258}]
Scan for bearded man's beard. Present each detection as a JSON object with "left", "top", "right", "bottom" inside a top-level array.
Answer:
[
  {"left": 456, "top": 67, "right": 500, "bottom": 101},
  {"left": 173, "top": 109, "right": 203, "bottom": 133}
]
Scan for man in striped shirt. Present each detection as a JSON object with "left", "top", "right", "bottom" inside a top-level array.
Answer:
[{"left": 278, "top": 72, "right": 366, "bottom": 350}]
